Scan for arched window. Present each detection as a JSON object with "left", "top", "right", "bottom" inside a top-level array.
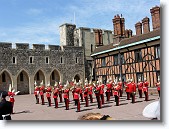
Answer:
[
  {"left": 20, "top": 72, "right": 24, "bottom": 81},
  {"left": 2, "top": 72, "right": 6, "bottom": 82}
]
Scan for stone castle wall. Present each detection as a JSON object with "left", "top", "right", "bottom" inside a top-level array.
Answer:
[{"left": 0, "top": 42, "right": 84, "bottom": 94}]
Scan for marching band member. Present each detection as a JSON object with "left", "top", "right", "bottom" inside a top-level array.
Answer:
[
  {"left": 94, "top": 81, "right": 102, "bottom": 109},
  {"left": 79, "top": 80, "right": 84, "bottom": 102},
  {"left": 84, "top": 81, "right": 89, "bottom": 107},
  {"left": 39, "top": 80, "right": 45, "bottom": 105},
  {"left": 130, "top": 79, "right": 136, "bottom": 103},
  {"left": 88, "top": 81, "right": 93, "bottom": 103},
  {"left": 137, "top": 77, "right": 143, "bottom": 98},
  {"left": 58, "top": 82, "right": 63, "bottom": 103},
  {"left": 155, "top": 76, "right": 160, "bottom": 97},
  {"left": 125, "top": 79, "right": 131, "bottom": 100},
  {"left": 143, "top": 77, "right": 149, "bottom": 101},
  {"left": 8, "top": 84, "right": 20, "bottom": 114},
  {"left": 113, "top": 81, "right": 120, "bottom": 106},
  {"left": 74, "top": 83, "right": 80, "bottom": 112},
  {"left": 106, "top": 79, "right": 111, "bottom": 101},
  {"left": 63, "top": 84, "right": 70, "bottom": 110},
  {"left": 53, "top": 82, "right": 59, "bottom": 108},
  {"left": 34, "top": 81, "right": 40, "bottom": 104},
  {"left": 99, "top": 80, "right": 104, "bottom": 105},
  {"left": 118, "top": 77, "right": 123, "bottom": 97},
  {"left": 46, "top": 83, "right": 52, "bottom": 107}
]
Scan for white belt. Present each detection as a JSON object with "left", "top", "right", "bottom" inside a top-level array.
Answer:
[
  {"left": 10, "top": 96, "right": 14, "bottom": 98},
  {"left": 2, "top": 114, "right": 11, "bottom": 119}
]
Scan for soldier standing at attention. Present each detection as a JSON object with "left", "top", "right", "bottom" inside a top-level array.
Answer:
[
  {"left": 39, "top": 81, "right": 45, "bottom": 105},
  {"left": 34, "top": 81, "right": 40, "bottom": 104},
  {"left": 137, "top": 77, "right": 143, "bottom": 98},
  {"left": 143, "top": 77, "right": 149, "bottom": 101},
  {"left": 53, "top": 82, "right": 59, "bottom": 108},
  {"left": 46, "top": 84, "right": 52, "bottom": 107}
]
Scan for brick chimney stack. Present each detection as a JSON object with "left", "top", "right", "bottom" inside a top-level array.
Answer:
[
  {"left": 135, "top": 22, "right": 142, "bottom": 35},
  {"left": 128, "top": 29, "right": 133, "bottom": 38},
  {"left": 94, "top": 29, "right": 103, "bottom": 47},
  {"left": 112, "top": 14, "right": 125, "bottom": 37},
  {"left": 125, "top": 29, "right": 129, "bottom": 38},
  {"left": 150, "top": 6, "right": 160, "bottom": 30},
  {"left": 142, "top": 17, "right": 150, "bottom": 34}
]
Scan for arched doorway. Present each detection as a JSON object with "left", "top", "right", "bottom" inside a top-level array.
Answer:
[
  {"left": 0, "top": 71, "right": 12, "bottom": 91},
  {"left": 17, "top": 70, "right": 29, "bottom": 94},
  {"left": 50, "top": 70, "right": 60, "bottom": 86},
  {"left": 74, "top": 74, "right": 80, "bottom": 82},
  {"left": 34, "top": 70, "right": 45, "bottom": 86}
]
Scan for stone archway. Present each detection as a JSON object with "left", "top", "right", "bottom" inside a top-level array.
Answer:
[
  {"left": 50, "top": 69, "right": 60, "bottom": 86},
  {"left": 17, "top": 70, "right": 29, "bottom": 94},
  {"left": 74, "top": 74, "right": 80, "bottom": 82},
  {"left": 0, "top": 71, "right": 12, "bottom": 91},
  {"left": 34, "top": 70, "right": 45, "bottom": 86}
]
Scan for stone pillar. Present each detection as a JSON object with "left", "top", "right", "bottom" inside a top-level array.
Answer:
[
  {"left": 29, "top": 75, "right": 35, "bottom": 94},
  {"left": 12, "top": 76, "right": 17, "bottom": 91}
]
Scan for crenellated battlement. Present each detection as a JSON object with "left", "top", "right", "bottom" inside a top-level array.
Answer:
[
  {"left": 16, "top": 43, "right": 29, "bottom": 49},
  {"left": 0, "top": 42, "right": 12, "bottom": 49}
]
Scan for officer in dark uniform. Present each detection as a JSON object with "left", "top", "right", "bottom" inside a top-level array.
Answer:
[{"left": 0, "top": 91, "right": 13, "bottom": 120}]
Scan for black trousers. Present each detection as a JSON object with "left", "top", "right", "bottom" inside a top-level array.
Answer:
[{"left": 96, "top": 96, "right": 101, "bottom": 109}]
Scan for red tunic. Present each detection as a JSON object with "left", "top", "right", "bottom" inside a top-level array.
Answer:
[
  {"left": 40, "top": 86, "right": 45, "bottom": 95},
  {"left": 53, "top": 88, "right": 59, "bottom": 98},
  {"left": 63, "top": 89, "right": 69, "bottom": 99},
  {"left": 106, "top": 83, "right": 112, "bottom": 92},
  {"left": 94, "top": 86, "right": 100, "bottom": 96},
  {"left": 125, "top": 82, "right": 130, "bottom": 92},
  {"left": 138, "top": 82, "right": 143, "bottom": 90},
  {"left": 143, "top": 81, "right": 149, "bottom": 92},
  {"left": 83, "top": 87, "right": 89, "bottom": 97},
  {"left": 74, "top": 92, "right": 79, "bottom": 99},
  {"left": 8, "top": 91, "right": 15, "bottom": 103},
  {"left": 118, "top": 82, "right": 122, "bottom": 90},
  {"left": 46, "top": 87, "right": 52, "bottom": 97},
  {"left": 34, "top": 87, "right": 40, "bottom": 95}
]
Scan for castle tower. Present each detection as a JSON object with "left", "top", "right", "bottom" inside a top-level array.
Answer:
[{"left": 59, "top": 23, "right": 76, "bottom": 46}]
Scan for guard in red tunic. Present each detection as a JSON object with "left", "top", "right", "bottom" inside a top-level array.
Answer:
[
  {"left": 99, "top": 81, "right": 104, "bottom": 105},
  {"left": 106, "top": 79, "right": 112, "bottom": 101},
  {"left": 83, "top": 83, "right": 89, "bottom": 107},
  {"left": 34, "top": 81, "right": 40, "bottom": 104},
  {"left": 88, "top": 81, "right": 93, "bottom": 103},
  {"left": 130, "top": 79, "right": 136, "bottom": 103},
  {"left": 118, "top": 78, "right": 123, "bottom": 97},
  {"left": 125, "top": 79, "right": 131, "bottom": 100},
  {"left": 58, "top": 82, "right": 63, "bottom": 103},
  {"left": 137, "top": 78, "right": 143, "bottom": 98},
  {"left": 63, "top": 85, "right": 69, "bottom": 110},
  {"left": 94, "top": 81, "right": 102, "bottom": 109},
  {"left": 46, "top": 84, "right": 52, "bottom": 107},
  {"left": 79, "top": 80, "right": 84, "bottom": 102},
  {"left": 73, "top": 84, "right": 80, "bottom": 112},
  {"left": 143, "top": 78, "right": 149, "bottom": 101},
  {"left": 39, "top": 81, "right": 45, "bottom": 105},
  {"left": 155, "top": 76, "right": 160, "bottom": 97},
  {"left": 8, "top": 84, "right": 20, "bottom": 114},
  {"left": 53, "top": 82, "right": 59, "bottom": 108},
  {"left": 113, "top": 82, "right": 120, "bottom": 106}
]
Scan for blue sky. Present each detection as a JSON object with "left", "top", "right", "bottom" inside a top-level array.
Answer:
[{"left": 0, "top": 0, "right": 160, "bottom": 46}]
